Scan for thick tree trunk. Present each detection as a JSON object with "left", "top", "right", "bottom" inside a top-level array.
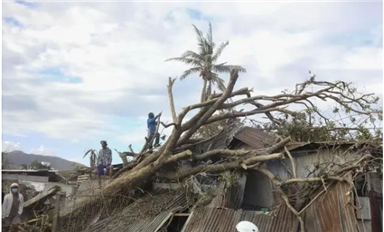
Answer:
[{"left": 102, "top": 150, "right": 192, "bottom": 196}]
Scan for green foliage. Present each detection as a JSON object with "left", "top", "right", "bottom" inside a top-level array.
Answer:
[
  {"left": 264, "top": 110, "right": 382, "bottom": 142},
  {"left": 262, "top": 76, "right": 383, "bottom": 142},
  {"left": 29, "top": 160, "right": 50, "bottom": 170}
]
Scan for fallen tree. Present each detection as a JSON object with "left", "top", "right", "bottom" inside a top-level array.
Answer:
[
  {"left": 105, "top": 69, "right": 381, "bottom": 194},
  {"left": 67, "top": 69, "right": 381, "bottom": 232}
]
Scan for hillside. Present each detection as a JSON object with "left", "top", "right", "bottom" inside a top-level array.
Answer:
[{"left": 3, "top": 150, "right": 87, "bottom": 170}]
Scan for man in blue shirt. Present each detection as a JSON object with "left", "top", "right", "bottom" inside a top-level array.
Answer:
[{"left": 147, "top": 112, "right": 161, "bottom": 150}]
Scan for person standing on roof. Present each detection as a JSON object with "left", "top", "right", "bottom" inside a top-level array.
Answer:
[
  {"left": 97, "top": 140, "right": 113, "bottom": 188},
  {"left": 147, "top": 112, "right": 161, "bottom": 150},
  {"left": 2, "top": 183, "right": 24, "bottom": 227}
]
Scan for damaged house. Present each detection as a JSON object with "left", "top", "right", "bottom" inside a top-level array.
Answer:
[
  {"left": 60, "top": 126, "right": 382, "bottom": 232},
  {"left": 33, "top": 68, "right": 382, "bottom": 232}
]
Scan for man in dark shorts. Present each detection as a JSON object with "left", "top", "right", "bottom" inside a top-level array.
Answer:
[{"left": 97, "top": 140, "right": 112, "bottom": 188}]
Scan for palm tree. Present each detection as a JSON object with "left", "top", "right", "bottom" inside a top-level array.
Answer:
[
  {"left": 83, "top": 149, "right": 97, "bottom": 168},
  {"left": 166, "top": 23, "right": 246, "bottom": 102}
]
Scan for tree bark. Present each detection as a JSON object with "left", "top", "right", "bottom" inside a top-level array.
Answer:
[
  {"left": 168, "top": 77, "right": 177, "bottom": 123},
  {"left": 206, "top": 80, "right": 212, "bottom": 100},
  {"left": 102, "top": 150, "right": 192, "bottom": 196},
  {"left": 71, "top": 66, "right": 381, "bottom": 225},
  {"left": 200, "top": 78, "right": 207, "bottom": 103},
  {"left": 160, "top": 152, "right": 284, "bottom": 180}
]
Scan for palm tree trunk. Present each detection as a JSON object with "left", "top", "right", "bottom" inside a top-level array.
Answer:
[
  {"left": 200, "top": 78, "right": 207, "bottom": 102},
  {"left": 206, "top": 81, "right": 212, "bottom": 100}
]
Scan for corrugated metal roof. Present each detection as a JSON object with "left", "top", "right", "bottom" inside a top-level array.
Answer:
[
  {"left": 304, "top": 180, "right": 358, "bottom": 232},
  {"left": 191, "top": 129, "right": 231, "bottom": 154},
  {"left": 285, "top": 142, "right": 307, "bottom": 151},
  {"left": 183, "top": 180, "right": 358, "bottom": 232},
  {"left": 182, "top": 205, "right": 297, "bottom": 232},
  {"left": 285, "top": 141, "right": 383, "bottom": 152},
  {"left": 208, "top": 172, "right": 246, "bottom": 210},
  {"left": 115, "top": 208, "right": 181, "bottom": 232},
  {"left": 2, "top": 169, "right": 56, "bottom": 173},
  {"left": 83, "top": 191, "right": 189, "bottom": 232},
  {"left": 234, "top": 127, "right": 275, "bottom": 149}
]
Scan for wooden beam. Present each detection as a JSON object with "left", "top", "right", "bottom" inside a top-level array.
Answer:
[
  {"left": 173, "top": 213, "right": 190, "bottom": 217},
  {"left": 24, "top": 186, "right": 60, "bottom": 208},
  {"left": 52, "top": 191, "right": 66, "bottom": 232}
]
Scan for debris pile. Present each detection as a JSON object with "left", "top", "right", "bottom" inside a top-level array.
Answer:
[{"left": 55, "top": 69, "right": 382, "bottom": 232}]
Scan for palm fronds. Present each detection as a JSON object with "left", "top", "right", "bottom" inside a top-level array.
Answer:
[
  {"left": 166, "top": 23, "right": 247, "bottom": 102},
  {"left": 84, "top": 149, "right": 97, "bottom": 168}
]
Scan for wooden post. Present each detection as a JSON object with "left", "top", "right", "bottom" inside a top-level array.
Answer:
[{"left": 52, "top": 191, "right": 66, "bottom": 232}]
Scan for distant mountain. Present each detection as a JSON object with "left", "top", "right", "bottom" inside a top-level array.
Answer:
[{"left": 3, "top": 150, "right": 87, "bottom": 170}]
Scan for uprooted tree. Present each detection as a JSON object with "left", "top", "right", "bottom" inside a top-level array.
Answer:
[{"left": 73, "top": 69, "right": 382, "bottom": 232}]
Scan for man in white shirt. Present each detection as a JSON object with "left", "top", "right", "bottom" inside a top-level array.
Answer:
[
  {"left": 97, "top": 140, "right": 113, "bottom": 188},
  {"left": 2, "top": 183, "right": 24, "bottom": 227}
]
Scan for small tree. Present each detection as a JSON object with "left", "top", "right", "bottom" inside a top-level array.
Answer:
[{"left": 83, "top": 149, "right": 97, "bottom": 168}]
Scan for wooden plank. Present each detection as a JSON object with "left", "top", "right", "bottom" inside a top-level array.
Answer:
[
  {"left": 24, "top": 186, "right": 60, "bottom": 208},
  {"left": 77, "top": 174, "right": 91, "bottom": 184},
  {"left": 52, "top": 192, "right": 66, "bottom": 232},
  {"left": 173, "top": 213, "right": 190, "bottom": 217}
]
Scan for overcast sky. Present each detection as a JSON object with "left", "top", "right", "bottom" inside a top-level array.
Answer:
[{"left": 2, "top": 1, "right": 382, "bottom": 166}]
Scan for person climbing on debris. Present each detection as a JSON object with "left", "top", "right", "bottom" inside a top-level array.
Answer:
[
  {"left": 97, "top": 140, "right": 113, "bottom": 188},
  {"left": 147, "top": 112, "right": 161, "bottom": 150},
  {"left": 2, "top": 183, "right": 24, "bottom": 227}
]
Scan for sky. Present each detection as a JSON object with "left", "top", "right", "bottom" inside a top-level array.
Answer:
[{"left": 2, "top": 0, "right": 383, "bottom": 166}]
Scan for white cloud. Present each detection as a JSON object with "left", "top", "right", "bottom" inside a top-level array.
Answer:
[
  {"left": 29, "top": 145, "right": 56, "bottom": 156},
  {"left": 2, "top": 1, "right": 382, "bottom": 144},
  {"left": 2, "top": 141, "right": 22, "bottom": 152}
]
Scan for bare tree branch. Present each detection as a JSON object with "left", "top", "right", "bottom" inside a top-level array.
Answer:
[{"left": 168, "top": 77, "right": 177, "bottom": 123}]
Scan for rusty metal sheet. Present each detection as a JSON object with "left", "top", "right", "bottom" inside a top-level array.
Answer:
[
  {"left": 369, "top": 190, "right": 383, "bottom": 232},
  {"left": 182, "top": 205, "right": 296, "bottom": 232},
  {"left": 83, "top": 192, "right": 189, "bottom": 232},
  {"left": 242, "top": 205, "right": 298, "bottom": 232},
  {"left": 304, "top": 181, "right": 359, "bottom": 232},
  {"left": 234, "top": 127, "right": 275, "bottom": 149},
  {"left": 209, "top": 172, "right": 246, "bottom": 210},
  {"left": 184, "top": 182, "right": 358, "bottom": 232},
  {"left": 113, "top": 208, "right": 179, "bottom": 232}
]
